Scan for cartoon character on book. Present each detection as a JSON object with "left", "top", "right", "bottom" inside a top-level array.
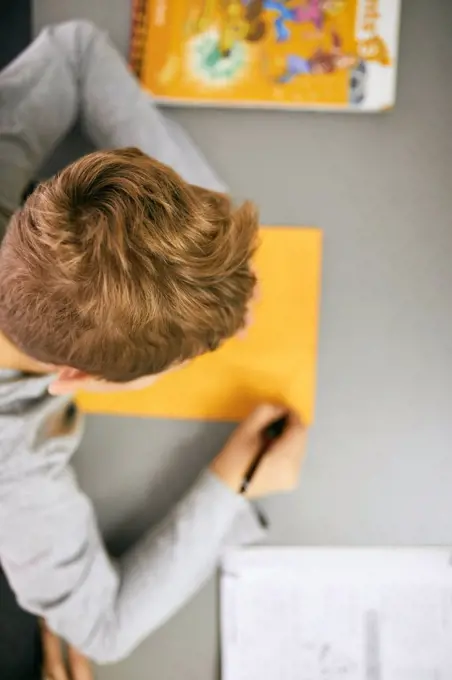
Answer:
[
  {"left": 186, "top": 0, "right": 391, "bottom": 95},
  {"left": 264, "top": 0, "right": 346, "bottom": 41},
  {"left": 275, "top": 30, "right": 357, "bottom": 82},
  {"left": 188, "top": 0, "right": 267, "bottom": 83},
  {"left": 188, "top": 0, "right": 350, "bottom": 82},
  {"left": 220, "top": 0, "right": 267, "bottom": 54},
  {"left": 191, "top": 0, "right": 267, "bottom": 55}
]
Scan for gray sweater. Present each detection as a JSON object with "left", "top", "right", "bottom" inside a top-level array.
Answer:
[
  {"left": 0, "top": 20, "right": 264, "bottom": 663},
  {"left": 0, "top": 370, "right": 263, "bottom": 662}
]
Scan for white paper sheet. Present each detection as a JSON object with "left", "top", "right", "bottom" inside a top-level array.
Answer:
[{"left": 221, "top": 548, "right": 452, "bottom": 680}]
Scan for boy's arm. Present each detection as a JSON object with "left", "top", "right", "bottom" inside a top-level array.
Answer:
[
  {"left": 0, "top": 371, "right": 263, "bottom": 663},
  {"left": 0, "top": 19, "right": 226, "bottom": 231}
]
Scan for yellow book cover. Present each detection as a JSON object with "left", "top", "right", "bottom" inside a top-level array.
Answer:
[
  {"left": 130, "top": 0, "right": 401, "bottom": 111},
  {"left": 78, "top": 227, "right": 322, "bottom": 423}
]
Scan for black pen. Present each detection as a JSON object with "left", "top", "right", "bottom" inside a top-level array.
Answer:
[{"left": 239, "top": 415, "right": 288, "bottom": 495}]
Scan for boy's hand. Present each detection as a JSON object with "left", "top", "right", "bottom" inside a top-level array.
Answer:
[
  {"left": 42, "top": 622, "right": 93, "bottom": 680},
  {"left": 210, "top": 404, "right": 307, "bottom": 498}
]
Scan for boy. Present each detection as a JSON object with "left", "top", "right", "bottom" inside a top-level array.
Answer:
[{"left": 0, "top": 21, "right": 306, "bottom": 663}]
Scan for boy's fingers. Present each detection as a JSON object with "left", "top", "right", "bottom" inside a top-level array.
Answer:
[
  {"left": 243, "top": 403, "right": 288, "bottom": 434},
  {"left": 41, "top": 622, "right": 69, "bottom": 680},
  {"left": 268, "top": 411, "right": 307, "bottom": 457},
  {"left": 68, "top": 645, "right": 94, "bottom": 680},
  {"left": 285, "top": 409, "right": 303, "bottom": 429}
]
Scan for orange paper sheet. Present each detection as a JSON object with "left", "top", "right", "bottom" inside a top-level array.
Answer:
[{"left": 77, "top": 227, "right": 322, "bottom": 422}]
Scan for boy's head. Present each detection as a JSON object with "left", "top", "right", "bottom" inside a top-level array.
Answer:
[{"left": 0, "top": 148, "right": 258, "bottom": 394}]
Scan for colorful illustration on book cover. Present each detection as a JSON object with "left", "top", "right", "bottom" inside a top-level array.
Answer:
[{"left": 139, "top": 0, "right": 395, "bottom": 108}]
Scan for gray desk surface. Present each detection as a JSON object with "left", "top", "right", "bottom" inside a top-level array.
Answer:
[{"left": 33, "top": 1, "right": 452, "bottom": 678}]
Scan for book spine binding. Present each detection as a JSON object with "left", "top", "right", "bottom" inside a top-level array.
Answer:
[{"left": 129, "top": 0, "right": 149, "bottom": 79}]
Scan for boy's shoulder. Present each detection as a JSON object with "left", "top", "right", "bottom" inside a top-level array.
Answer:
[{"left": 0, "top": 370, "right": 83, "bottom": 463}]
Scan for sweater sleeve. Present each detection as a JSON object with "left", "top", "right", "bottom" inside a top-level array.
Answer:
[{"left": 0, "top": 371, "right": 264, "bottom": 663}]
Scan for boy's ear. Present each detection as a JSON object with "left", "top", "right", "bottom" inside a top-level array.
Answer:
[{"left": 48, "top": 367, "right": 91, "bottom": 396}]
